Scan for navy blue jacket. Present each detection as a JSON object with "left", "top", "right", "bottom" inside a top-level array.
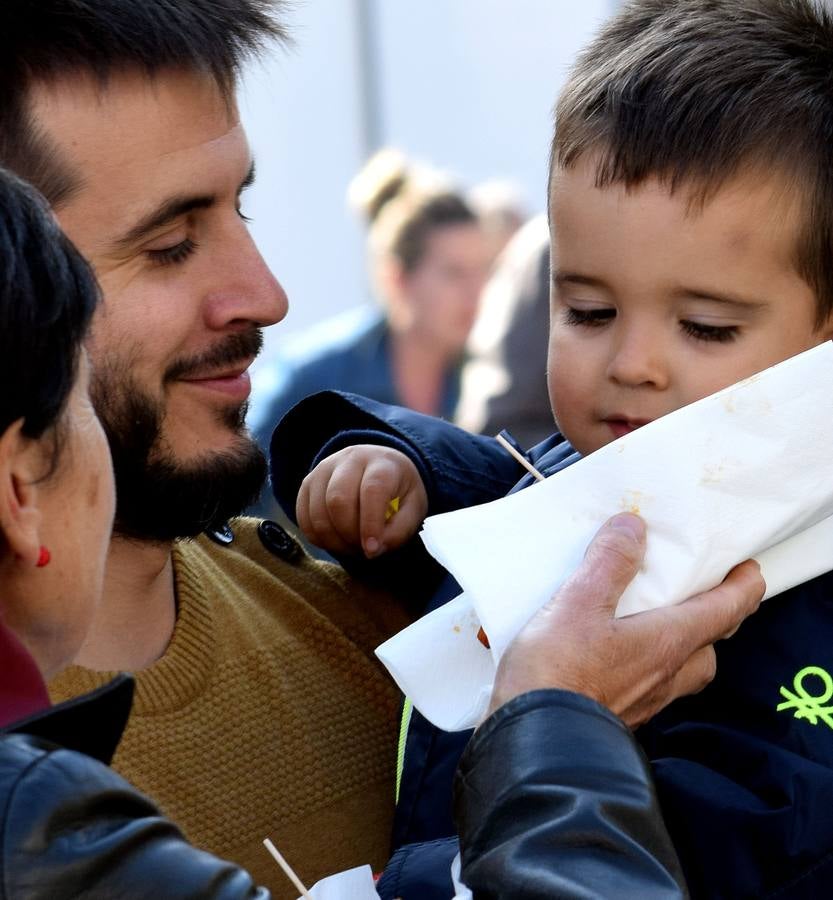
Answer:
[{"left": 271, "top": 391, "right": 833, "bottom": 899}]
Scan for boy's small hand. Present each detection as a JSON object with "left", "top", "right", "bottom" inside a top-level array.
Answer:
[{"left": 296, "top": 445, "right": 429, "bottom": 558}]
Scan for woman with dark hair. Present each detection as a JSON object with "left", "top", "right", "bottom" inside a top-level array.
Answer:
[{"left": 0, "top": 168, "right": 272, "bottom": 897}]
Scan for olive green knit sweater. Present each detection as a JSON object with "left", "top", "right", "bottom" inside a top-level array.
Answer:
[{"left": 49, "top": 517, "right": 409, "bottom": 897}]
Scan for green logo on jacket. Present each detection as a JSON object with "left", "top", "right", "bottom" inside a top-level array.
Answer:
[{"left": 777, "top": 666, "right": 833, "bottom": 729}]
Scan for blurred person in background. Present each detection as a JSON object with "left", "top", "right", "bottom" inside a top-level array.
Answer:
[
  {"left": 467, "top": 178, "right": 526, "bottom": 272},
  {"left": 250, "top": 149, "right": 489, "bottom": 455},
  {"left": 455, "top": 214, "right": 553, "bottom": 447}
]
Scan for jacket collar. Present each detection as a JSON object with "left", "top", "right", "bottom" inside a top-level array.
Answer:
[
  {"left": 0, "top": 618, "right": 51, "bottom": 726},
  {"left": 2, "top": 673, "right": 134, "bottom": 765},
  {"left": 508, "top": 433, "right": 581, "bottom": 493}
]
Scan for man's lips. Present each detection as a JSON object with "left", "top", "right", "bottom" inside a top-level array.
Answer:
[
  {"left": 603, "top": 417, "right": 653, "bottom": 438},
  {"left": 178, "top": 362, "right": 253, "bottom": 400}
]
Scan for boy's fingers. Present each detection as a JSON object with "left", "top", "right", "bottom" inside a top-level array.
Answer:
[
  {"left": 556, "top": 514, "right": 646, "bottom": 615},
  {"left": 325, "top": 463, "right": 364, "bottom": 548},
  {"left": 667, "top": 559, "right": 765, "bottom": 655},
  {"left": 381, "top": 496, "right": 421, "bottom": 549},
  {"left": 297, "top": 471, "right": 329, "bottom": 539},
  {"left": 295, "top": 477, "right": 311, "bottom": 533},
  {"left": 358, "top": 463, "right": 397, "bottom": 555}
]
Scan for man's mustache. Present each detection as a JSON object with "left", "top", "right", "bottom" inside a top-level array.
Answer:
[{"left": 164, "top": 329, "right": 263, "bottom": 383}]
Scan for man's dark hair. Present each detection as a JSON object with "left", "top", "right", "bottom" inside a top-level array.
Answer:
[
  {"left": 0, "top": 167, "right": 99, "bottom": 449},
  {"left": 552, "top": 0, "right": 833, "bottom": 325},
  {"left": 0, "top": 0, "right": 288, "bottom": 206}
]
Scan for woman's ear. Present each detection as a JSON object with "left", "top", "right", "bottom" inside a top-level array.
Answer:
[
  {"left": 377, "top": 256, "right": 406, "bottom": 301},
  {"left": 0, "top": 419, "right": 43, "bottom": 567}
]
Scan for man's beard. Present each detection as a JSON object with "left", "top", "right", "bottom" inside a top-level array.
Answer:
[{"left": 91, "top": 332, "right": 267, "bottom": 543}]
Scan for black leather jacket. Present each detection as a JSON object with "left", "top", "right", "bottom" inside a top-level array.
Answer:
[
  {"left": 0, "top": 675, "right": 686, "bottom": 898},
  {"left": 455, "top": 690, "right": 688, "bottom": 900},
  {"left": 0, "top": 675, "right": 270, "bottom": 899}
]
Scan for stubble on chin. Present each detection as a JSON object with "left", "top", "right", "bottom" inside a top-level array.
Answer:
[{"left": 90, "top": 361, "right": 266, "bottom": 543}]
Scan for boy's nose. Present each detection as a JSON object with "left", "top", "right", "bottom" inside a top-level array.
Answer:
[{"left": 606, "top": 331, "right": 669, "bottom": 389}]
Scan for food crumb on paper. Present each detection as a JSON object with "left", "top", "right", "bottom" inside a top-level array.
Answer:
[{"left": 620, "top": 489, "right": 644, "bottom": 515}]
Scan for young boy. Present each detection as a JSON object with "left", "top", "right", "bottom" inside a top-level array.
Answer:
[{"left": 270, "top": 1, "right": 833, "bottom": 895}]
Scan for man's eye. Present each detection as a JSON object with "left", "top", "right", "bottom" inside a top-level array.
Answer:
[
  {"left": 681, "top": 320, "right": 739, "bottom": 343},
  {"left": 563, "top": 306, "right": 615, "bottom": 327},
  {"left": 237, "top": 206, "right": 253, "bottom": 224},
  {"left": 147, "top": 238, "right": 198, "bottom": 266}
]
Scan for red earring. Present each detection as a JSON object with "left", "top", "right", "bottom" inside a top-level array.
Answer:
[{"left": 36, "top": 546, "right": 51, "bottom": 568}]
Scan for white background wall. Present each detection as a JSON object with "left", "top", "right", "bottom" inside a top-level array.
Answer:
[{"left": 238, "top": 0, "right": 618, "bottom": 374}]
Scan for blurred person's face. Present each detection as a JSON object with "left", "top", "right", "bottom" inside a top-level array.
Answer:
[
  {"left": 28, "top": 69, "right": 288, "bottom": 540},
  {"left": 547, "top": 155, "right": 833, "bottom": 456},
  {"left": 3, "top": 354, "right": 115, "bottom": 678},
  {"left": 397, "top": 223, "right": 488, "bottom": 356}
]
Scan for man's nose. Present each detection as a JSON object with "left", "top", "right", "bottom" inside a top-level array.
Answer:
[
  {"left": 606, "top": 327, "right": 669, "bottom": 389},
  {"left": 203, "top": 225, "right": 288, "bottom": 330}
]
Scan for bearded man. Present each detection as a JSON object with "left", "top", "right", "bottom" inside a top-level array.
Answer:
[{"left": 0, "top": 3, "right": 410, "bottom": 891}]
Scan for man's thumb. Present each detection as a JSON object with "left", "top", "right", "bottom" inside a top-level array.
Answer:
[{"left": 575, "top": 513, "right": 646, "bottom": 610}]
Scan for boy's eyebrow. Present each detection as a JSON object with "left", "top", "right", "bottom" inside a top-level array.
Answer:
[
  {"left": 552, "top": 272, "right": 609, "bottom": 290},
  {"left": 111, "top": 160, "right": 257, "bottom": 252}
]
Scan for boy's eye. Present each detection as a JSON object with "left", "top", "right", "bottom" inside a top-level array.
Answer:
[
  {"left": 563, "top": 306, "right": 616, "bottom": 327},
  {"left": 680, "top": 319, "right": 739, "bottom": 343},
  {"left": 147, "top": 237, "right": 198, "bottom": 267}
]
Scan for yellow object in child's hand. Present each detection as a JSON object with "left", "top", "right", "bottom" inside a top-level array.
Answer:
[{"left": 385, "top": 496, "right": 400, "bottom": 522}]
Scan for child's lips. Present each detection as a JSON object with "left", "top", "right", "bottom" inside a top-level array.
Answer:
[{"left": 603, "top": 417, "right": 653, "bottom": 438}]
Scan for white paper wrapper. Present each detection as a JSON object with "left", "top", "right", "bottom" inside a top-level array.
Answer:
[
  {"left": 376, "top": 343, "right": 833, "bottom": 732},
  {"left": 297, "top": 865, "right": 380, "bottom": 899}
]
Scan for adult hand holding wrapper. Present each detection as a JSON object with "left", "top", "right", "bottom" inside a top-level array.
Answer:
[{"left": 376, "top": 343, "right": 833, "bottom": 731}]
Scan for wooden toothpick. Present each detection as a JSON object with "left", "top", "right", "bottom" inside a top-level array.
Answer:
[
  {"left": 263, "top": 838, "right": 314, "bottom": 899},
  {"left": 495, "top": 432, "right": 545, "bottom": 482}
]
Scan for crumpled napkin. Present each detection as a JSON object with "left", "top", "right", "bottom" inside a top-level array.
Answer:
[
  {"left": 376, "top": 343, "right": 833, "bottom": 731},
  {"left": 295, "top": 865, "right": 379, "bottom": 899},
  {"left": 295, "top": 860, "right": 474, "bottom": 899}
]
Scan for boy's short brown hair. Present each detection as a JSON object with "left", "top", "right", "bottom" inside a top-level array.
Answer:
[{"left": 552, "top": 0, "right": 833, "bottom": 325}]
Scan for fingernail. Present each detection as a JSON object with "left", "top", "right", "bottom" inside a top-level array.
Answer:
[
  {"left": 608, "top": 512, "right": 645, "bottom": 542},
  {"left": 365, "top": 537, "right": 380, "bottom": 557}
]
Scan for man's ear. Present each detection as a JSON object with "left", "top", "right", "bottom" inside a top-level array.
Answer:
[{"left": 0, "top": 420, "right": 43, "bottom": 567}]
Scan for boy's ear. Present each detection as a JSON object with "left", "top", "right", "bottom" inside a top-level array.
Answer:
[{"left": 0, "top": 420, "right": 43, "bottom": 567}]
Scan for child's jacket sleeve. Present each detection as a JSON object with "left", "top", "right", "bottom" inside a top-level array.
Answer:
[{"left": 268, "top": 389, "right": 525, "bottom": 519}]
